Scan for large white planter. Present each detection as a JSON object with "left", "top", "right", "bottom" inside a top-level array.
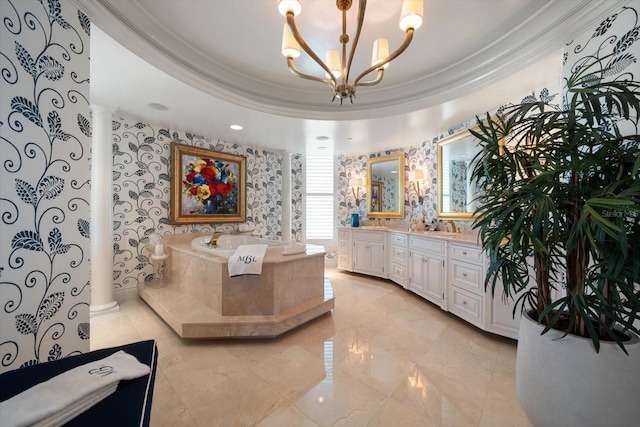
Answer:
[{"left": 516, "top": 311, "right": 640, "bottom": 427}]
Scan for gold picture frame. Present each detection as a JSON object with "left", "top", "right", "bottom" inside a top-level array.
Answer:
[{"left": 170, "top": 143, "right": 246, "bottom": 224}]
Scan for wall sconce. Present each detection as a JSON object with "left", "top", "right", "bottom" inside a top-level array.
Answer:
[
  {"left": 348, "top": 177, "right": 366, "bottom": 206},
  {"left": 409, "top": 169, "right": 425, "bottom": 204}
]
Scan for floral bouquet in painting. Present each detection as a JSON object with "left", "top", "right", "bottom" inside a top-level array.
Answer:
[{"left": 182, "top": 158, "right": 237, "bottom": 214}]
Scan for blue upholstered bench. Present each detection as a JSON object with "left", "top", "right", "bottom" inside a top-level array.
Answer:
[{"left": 0, "top": 340, "right": 158, "bottom": 426}]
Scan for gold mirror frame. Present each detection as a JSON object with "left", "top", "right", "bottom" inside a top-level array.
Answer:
[
  {"left": 366, "top": 153, "right": 405, "bottom": 219},
  {"left": 437, "top": 125, "right": 482, "bottom": 220}
]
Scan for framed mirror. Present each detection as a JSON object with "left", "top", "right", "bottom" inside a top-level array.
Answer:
[
  {"left": 437, "top": 125, "right": 482, "bottom": 220},
  {"left": 367, "top": 153, "right": 405, "bottom": 219}
]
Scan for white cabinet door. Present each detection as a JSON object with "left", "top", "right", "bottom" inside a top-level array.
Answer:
[
  {"left": 353, "top": 240, "right": 385, "bottom": 278},
  {"left": 424, "top": 254, "right": 445, "bottom": 305},
  {"left": 487, "top": 275, "right": 522, "bottom": 339},
  {"left": 368, "top": 241, "right": 385, "bottom": 277},
  {"left": 409, "top": 249, "right": 444, "bottom": 306},
  {"left": 409, "top": 250, "right": 426, "bottom": 294}
]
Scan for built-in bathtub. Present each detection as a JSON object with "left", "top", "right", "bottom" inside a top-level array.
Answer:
[
  {"left": 137, "top": 232, "right": 334, "bottom": 338},
  {"left": 190, "top": 234, "right": 288, "bottom": 257}
]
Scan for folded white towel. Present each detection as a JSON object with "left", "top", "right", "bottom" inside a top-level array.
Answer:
[
  {"left": 0, "top": 350, "right": 150, "bottom": 427},
  {"left": 228, "top": 244, "right": 268, "bottom": 277},
  {"left": 32, "top": 383, "right": 118, "bottom": 427}
]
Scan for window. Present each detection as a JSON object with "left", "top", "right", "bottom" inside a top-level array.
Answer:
[{"left": 306, "top": 155, "right": 334, "bottom": 240}]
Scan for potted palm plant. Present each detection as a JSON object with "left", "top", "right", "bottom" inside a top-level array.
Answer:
[{"left": 469, "top": 53, "right": 640, "bottom": 427}]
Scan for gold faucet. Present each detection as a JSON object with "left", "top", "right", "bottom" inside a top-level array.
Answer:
[
  {"left": 208, "top": 233, "right": 224, "bottom": 246},
  {"left": 445, "top": 220, "right": 457, "bottom": 233}
]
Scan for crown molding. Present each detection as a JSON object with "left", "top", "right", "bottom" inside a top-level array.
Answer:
[{"left": 73, "top": 0, "right": 627, "bottom": 121}]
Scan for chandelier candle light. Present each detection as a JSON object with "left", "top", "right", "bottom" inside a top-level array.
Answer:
[{"left": 279, "top": 0, "right": 424, "bottom": 104}]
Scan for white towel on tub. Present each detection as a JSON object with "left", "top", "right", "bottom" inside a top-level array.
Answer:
[
  {"left": 228, "top": 244, "right": 269, "bottom": 277},
  {"left": 0, "top": 350, "right": 150, "bottom": 427}
]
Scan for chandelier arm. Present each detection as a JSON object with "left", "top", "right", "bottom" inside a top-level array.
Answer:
[
  {"left": 353, "top": 69, "right": 384, "bottom": 87},
  {"left": 344, "top": 0, "right": 367, "bottom": 85},
  {"left": 353, "top": 28, "right": 415, "bottom": 88},
  {"left": 286, "top": 12, "right": 337, "bottom": 88},
  {"left": 286, "top": 57, "right": 335, "bottom": 88}
]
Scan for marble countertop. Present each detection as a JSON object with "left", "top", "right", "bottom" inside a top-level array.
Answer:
[{"left": 338, "top": 226, "right": 481, "bottom": 245}]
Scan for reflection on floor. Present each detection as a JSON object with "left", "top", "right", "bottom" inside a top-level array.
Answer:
[{"left": 91, "top": 268, "right": 532, "bottom": 427}]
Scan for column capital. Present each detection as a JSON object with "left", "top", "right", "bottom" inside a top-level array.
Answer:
[{"left": 90, "top": 104, "right": 117, "bottom": 116}]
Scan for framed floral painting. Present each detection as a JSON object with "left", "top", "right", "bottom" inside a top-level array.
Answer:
[{"left": 170, "top": 143, "right": 246, "bottom": 224}]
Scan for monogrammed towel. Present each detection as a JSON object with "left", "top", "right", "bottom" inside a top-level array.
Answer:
[
  {"left": 228, "top": 244, "right": 268, "bottom": 277},
  {"left": 0, "top": 350, "right": 150, "bottom": 427}
]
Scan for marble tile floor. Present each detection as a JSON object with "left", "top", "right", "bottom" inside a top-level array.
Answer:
[{"left": 91, "top": 268, "right": 532, "bottom": 427}]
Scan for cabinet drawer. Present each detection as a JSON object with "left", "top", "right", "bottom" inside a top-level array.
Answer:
[
  {"left": 391, "top": 262, "right": 406, "bottom": 279},
  {"left": 409, "top": 236, "right": 445, "bottom": 255},
  {"left": 353, "top": 230, "right": 385, "bottom": 242},
  {"left": 450, "top": 259, "right": 484, "bottom": 293},
  {"left": 449, "top": 244, "right": 483, "bottom": 263},
  {"left": 391, "top": 233, "right": 407, "bottom": 245},
  {"left": 338, "top": 230, "right": 351, "bottom": 240},
  {"left": 392, "top": 245, "right": 407, "bottom": 263},
  {"left": 338, "top": 239, "right": 350, "bottom": 252},
  {"left": 449, "top": 286, "right": 484, "bottom": 326},
  {"left": 338, "top": 254, "right": 351, "bottom": 268}
]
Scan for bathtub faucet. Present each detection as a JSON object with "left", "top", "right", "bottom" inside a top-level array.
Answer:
[{"left": 208, "top": 233, "right": 224, "bottom": 247}]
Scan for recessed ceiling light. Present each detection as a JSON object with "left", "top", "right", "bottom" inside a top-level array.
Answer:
[
  {"left": 230, "top": 124, "right": 243, "bottom": 130},
  {"left": 316, "top": 136, "right": 329, "bottom": 140},
  {"left": 148, "top": 103, "right": 168, "bottom": 111}
]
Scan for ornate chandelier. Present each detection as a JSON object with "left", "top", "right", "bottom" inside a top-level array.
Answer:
[{"left": 278, "top": 0, "right": 424, "bottom": 104}]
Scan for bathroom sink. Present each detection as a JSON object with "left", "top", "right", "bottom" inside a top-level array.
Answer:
[{"left": 359, "top": 225, "right": 387, "bottom": 230}]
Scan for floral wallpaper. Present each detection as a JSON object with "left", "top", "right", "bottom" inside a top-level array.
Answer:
[
  {"left": 110, "top": 115, "right": 289, "bottom": 290},
  {"left": 563, "top": 4, "right": 639, "bottom": 102},
  {"left": 290, "top": 153, "right": 303, "bottom": 242},
  {"left": 1, "top": 0, "right": 91, "bottom": 372}
]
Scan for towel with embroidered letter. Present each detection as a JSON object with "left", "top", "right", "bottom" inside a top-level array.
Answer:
[
  {"left": 0, "top": 350, "right": 150, "bottom": 427},
  {"left": 228, "top": 244, "right": 268, "bottom": 277}
]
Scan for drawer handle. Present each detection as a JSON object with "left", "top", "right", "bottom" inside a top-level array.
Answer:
[
  {"left": 462, "top": 301, "right": 467, "bottom": 305},
  {"left": 462, "top": 273, "right": 467, "bottom": 277},
  {"left": 462, "top": 251, "right": 468, "bottom": 255}
]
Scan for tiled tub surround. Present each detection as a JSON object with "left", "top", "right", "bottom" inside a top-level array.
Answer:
[{"left": 137, "top": 233, "right": 334, "bottom": 338}]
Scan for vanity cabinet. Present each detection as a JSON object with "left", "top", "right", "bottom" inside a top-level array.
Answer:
[
  {"left": 336, "top": 227, "right": 524, "bottom": 340},
  {"left": 351, "top": 230, "right": 386, "bottom": 279},
  {"left": 388, "top": 232, "right": 408, "bottom": 286},
  {"left": 409, "top": 236, "right": 445, "bottom": 307}
]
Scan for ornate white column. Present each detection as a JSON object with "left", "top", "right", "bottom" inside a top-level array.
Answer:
[{"left": 89, "top": 105, "right": 119, "bottom": 317}]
